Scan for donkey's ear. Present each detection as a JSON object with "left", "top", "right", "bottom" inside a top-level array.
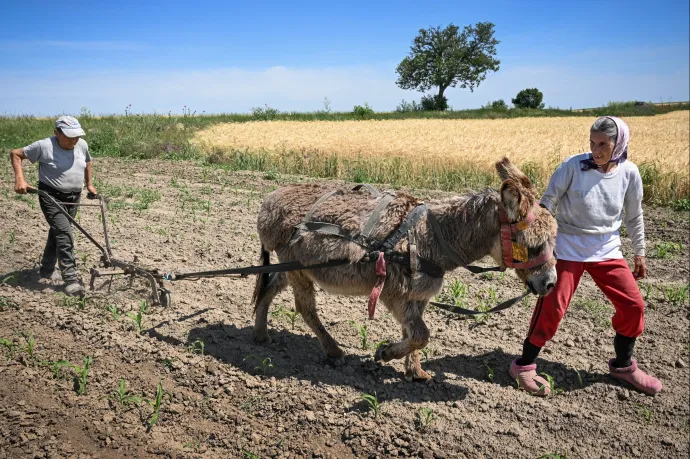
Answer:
[
  {"left": 500, "top": 179, "right": 530, "bottom": 221},
  {"left": 495, "top": 157, "right": 534, "bottom": 190}
]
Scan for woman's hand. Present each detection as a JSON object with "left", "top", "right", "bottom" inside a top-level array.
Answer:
[{"left": 632, "top": 256, "right": 647, "bottom": 280}]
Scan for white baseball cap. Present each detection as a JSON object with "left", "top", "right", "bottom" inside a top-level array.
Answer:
[{"left": 55, "top": 115, "right": 86, "bottom": 137}]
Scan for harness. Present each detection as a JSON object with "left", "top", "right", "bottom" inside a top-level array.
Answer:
[
  {"left": 498, "top": 206, "right": 554, "bottom": 270},
  {"left": 290, "top": 185, "right": 554, "bottom": 319}
]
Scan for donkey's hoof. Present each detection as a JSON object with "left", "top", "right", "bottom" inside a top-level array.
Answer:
[
  {"left": 252, "top": 331, "right": 272, "bottom": 345},
  {"left": 374, "top": 346, "right": 387, "bottom": 362},
  {"left": 406, "top": 369, "right": 433, "bottom": 381}
]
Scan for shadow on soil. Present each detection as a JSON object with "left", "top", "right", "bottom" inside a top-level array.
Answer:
[
  {"left": 183, "top": 322, "right": 468, "bottom": 403},
  {"left": 176, "top": 323, "right": 604, "bottom": 402},
  {"left": 0, "top": 268, "right": 62, "bottom": 294},
  {"left": 428, "top": 350, "right": 602, "bottom": 392}
]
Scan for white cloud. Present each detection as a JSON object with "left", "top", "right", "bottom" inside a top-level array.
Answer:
[{"left": 1, "top": 59, "right": 687, "bottom": 116}]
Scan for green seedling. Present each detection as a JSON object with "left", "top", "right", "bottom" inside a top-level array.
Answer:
[
  {"left": 640, "top": 283, "right": 655, "bottom": 300},
  {"left": 471, "top": 300, "right": 491, "bottom": 324},
  {"left": 487, "top": 286, "right": 498, "bottom": 305},
  {"left": 14, "top": 194, "right": 35, "bottom": 209},
  {"left": 242, "top": 450, "right": 260, "bottom": 459},
  {"left": 0, "top": 296, "right": 18, "bottom": 311},
  {"left": 20, "top": 332, "right": 37, "bottom": 364},
  {"left": 349, "top": 320, "right": 369, "bottom": 349},
  {"left": 264, "top": 168, "right": 280, "bottom": 181},
  {"left": 76, "top": 295, "right": 90, "bottom": 310},
  {"left": 187, "top": 338, "right": 205, "bottom": 355},
  {"left": 416, "top": 407, "right": 437, "bottom": 431},
  {"left": 448, "top": 279, "right": 469, "bottom": 301},
  {"left": 652, "top": 241, "right": 683, "bottom": 259},
  {"left": 73, "top": 356, "right": 93, "bottom": 395},
  {"left": 0, "top": 338, "right": 19, "bottom": 358},
  {"left": 9, "top": 229, "right": 15, "bottom": 245},
  {"left": 1, "top": 274, "right": 19, "bottom": 286},
  {"left": 184, "top": 440, "right": 203, "bottom": 452},
  {"left": 420, "top": 346, "right": 432, "bottom": 361},
  {"left": 106, "top": 304, "right": 120, "bottom": 320},
  {"left": 636, "top": 403, "right": 653, "bottom": 424},
  {"left": 538, "top": 372, "right": 564, "bottom": 395},
  {"left": 538, "top": 452, "right": 568, "bottom": 459},
  {"left": 484, "top": 364, "right": 495, "bottom": 382},
  {"left": 361, "top": 392, "right": 383, "bottom": 418},
  {"left": 160, "top": 358, "right": 175, "bottom": 370},
  {"left": 271, "top": 305, "right": 301, "bottom": 329},
  {"left": 147, "top": 381, "right": 168, "bottom": 431},
  {"left": 660, "top": 285, "right": 689, "bottom": 305},
  {"left": 48, "top": 360, "right": 72, "bottom": 379},
  {"left": 127, "top": 301, "right": 148, "bottom": 334},
  {"left": 244, "top": 355, "right": 274, "bottom": 375},
  {"left": 108, "top": 379, "right": 144, "bottom": 410}
]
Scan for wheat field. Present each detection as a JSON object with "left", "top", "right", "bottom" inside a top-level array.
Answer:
[
  {"left": 193, "top": 111, "right": 689, "bottom": 203},
  {"left": 195, "top": 111, "right": 689, "bottom": 171}
]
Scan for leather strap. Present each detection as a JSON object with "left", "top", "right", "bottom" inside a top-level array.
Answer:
[{"left": 363, "top": 193, "right": 396, "bottom": 237}]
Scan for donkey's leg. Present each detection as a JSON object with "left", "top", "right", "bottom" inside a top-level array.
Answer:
[
  {"left": 288, "top": 271, "right": 345, "bottom": 366},
  {"left": 403, "top": 330, "right": 431, "bottom": 381},
  {"left": 252, "top": 272, "right": 288, "bottom": 344},
  {"left": 375, "top": 300, "right": 431, "bottom": 380}
]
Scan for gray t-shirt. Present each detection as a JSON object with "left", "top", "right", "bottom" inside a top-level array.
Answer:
[{"left": 24, "top": 136, "right": 91, "bottom": 193}]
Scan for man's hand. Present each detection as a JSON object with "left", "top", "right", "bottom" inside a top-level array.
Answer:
[
  {"left": 87, "top": 185, "right": 98, "bottom": 195},
  {"left": 632, "top": 255, "right": 647, "bottom": 280},
  {"left": 14, "top": 179, "right": 29, "bottom": 194}
]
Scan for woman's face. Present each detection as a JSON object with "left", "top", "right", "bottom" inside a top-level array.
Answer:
[{"left": 590, "top": 130, "right": 615, "bottom": 166}]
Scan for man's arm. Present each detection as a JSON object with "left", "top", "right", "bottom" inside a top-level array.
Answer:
[
  {"left": 84, "top": 161, "right": 97, "bottom": 195},
  {"left": 10, "top": 148, "right": 29, "bottom": 194}
]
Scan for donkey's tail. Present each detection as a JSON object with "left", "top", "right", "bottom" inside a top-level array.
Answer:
[{"left": 251, "top": 244, "right": 271, "bottom": 312}]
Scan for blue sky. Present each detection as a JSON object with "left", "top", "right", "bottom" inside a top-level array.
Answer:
[{"left": 1, "top": 0, "right": 688, "bottom": 115}]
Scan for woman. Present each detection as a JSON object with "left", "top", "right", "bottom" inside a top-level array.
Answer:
[{"left": 509, "top": 116, "right": 662, "bottom": 396}]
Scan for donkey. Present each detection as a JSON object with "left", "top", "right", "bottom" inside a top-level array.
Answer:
[{"left": 252, "top": 157, "right": 557, "bottom": 380}]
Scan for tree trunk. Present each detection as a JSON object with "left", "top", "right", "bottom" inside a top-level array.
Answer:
[{"left": 438, "top": 86, "right": 447, "bottom": 99}]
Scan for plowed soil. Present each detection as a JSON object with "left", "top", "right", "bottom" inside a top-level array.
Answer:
[{"left": 1, "top": 158, "right": 688, "bottom": 459}]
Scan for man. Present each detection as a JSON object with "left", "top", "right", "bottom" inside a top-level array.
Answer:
[{"left": 10, "top": 116, "right": 97, "bottom": 297}]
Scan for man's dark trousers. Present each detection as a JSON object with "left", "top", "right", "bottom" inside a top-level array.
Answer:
[{"left": 37, "top": 182, "right": 80, "bottom": 282}]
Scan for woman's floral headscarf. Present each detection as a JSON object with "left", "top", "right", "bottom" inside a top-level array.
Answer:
[{"left": 581, "top": 116, "right": 630, "bottom": 171}]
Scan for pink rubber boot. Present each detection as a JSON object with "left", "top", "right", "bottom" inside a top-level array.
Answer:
[
  {"left": 509, "top": 358, "right": 551, "bottom": 396},
  {"left": 609, "top": 359, "right": 662, "bottom": 395}
]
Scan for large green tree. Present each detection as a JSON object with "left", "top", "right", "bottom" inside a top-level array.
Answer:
[{"left": 395, "top": 22, "right": 500, "bottom": 102}]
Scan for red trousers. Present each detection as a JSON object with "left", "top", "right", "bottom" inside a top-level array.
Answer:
[{"left": 527, "top": 258, "right": 645, "bottom": 348}]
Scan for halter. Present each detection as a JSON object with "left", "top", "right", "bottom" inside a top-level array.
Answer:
[{"left": 498, "top": 205, "right": 554, "bottom": 270}]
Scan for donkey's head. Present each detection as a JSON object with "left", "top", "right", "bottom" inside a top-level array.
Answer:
[{"left": 494, "top": 157, "right": 557, "bottom": 296}]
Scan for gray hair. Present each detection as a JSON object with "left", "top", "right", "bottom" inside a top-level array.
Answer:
[{"left": 591, "top": 117, "right": 618, "bottom": 144}]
